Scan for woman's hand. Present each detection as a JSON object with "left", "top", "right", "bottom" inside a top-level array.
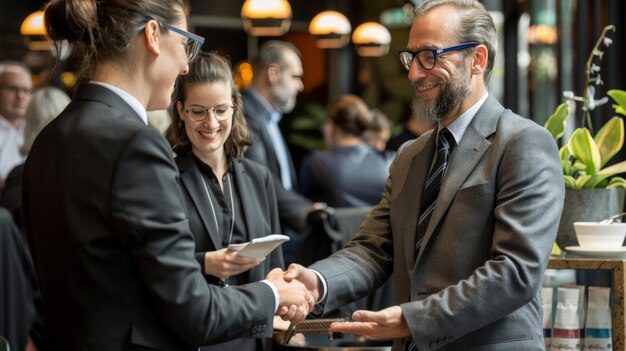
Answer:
[{"left": 203, "top": 248, "right": 262, "bottom": 280}]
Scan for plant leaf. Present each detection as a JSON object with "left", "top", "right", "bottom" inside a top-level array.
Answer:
[
  {"left": 559, "top": 146, "right": 573, "bottom": 175},
  {"left": 544, "top": 102, "right": 569, "bottom": 140},
  {"left": 567, "top": 128, "right": 601, "bottom": 175},
  {"left": 564, "top": 175, "right": 577, "bottom": 189},
  {"left": 559, "top": 145, "right": 570, "bottom": 161},
  {"left": 575, "top": 175, "right": 592, "bottom": 188},
  {"left": 594, "top": 116, "right": 624, "bottom": 167},
  {"left": 571, "top": 161, "right": 587, "bottom": 172},
  {"left": 596, "top": 160, "right": 626, "bottom": 177},
  {"left": 582, "top": 160, "right": 626, "bottom": 187},
  {"left": 608, "top": 89, "right": 626, "bottom": 116},
  {"left": 607, "top": 177, "right": 626, "bottom": 190}
]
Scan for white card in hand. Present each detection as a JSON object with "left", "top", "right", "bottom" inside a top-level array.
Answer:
[{"left": 228, "top": 234, "right": 290, "bottom": 259}]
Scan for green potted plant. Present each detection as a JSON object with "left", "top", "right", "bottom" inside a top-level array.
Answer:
[{"left": 543, "top": 25, "right": 626, "bottom": 249}]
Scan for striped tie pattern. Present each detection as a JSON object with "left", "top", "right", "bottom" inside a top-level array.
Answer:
[
  {"left": 415, "top": 128, "right": 453, "bottom": 251},
  {"left": 405, "top": 337, "right": 417, "bottom": 351}
]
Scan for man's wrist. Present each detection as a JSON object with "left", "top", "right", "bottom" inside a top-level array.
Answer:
[{"left": 310, "top": 269, "right": 327, "bottom": 304}]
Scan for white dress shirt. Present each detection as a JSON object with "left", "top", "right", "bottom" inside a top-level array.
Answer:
[{"left": 0, "top": 116, "right": 25, "bottom": 180}]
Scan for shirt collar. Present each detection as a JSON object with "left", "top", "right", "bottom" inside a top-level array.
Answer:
[
  {"left": 90, "top": 81, "right": 148, "bottom": 125},
  {"left": 193, "top": 153, "right": 234, "bottom": 176},
  {"left": 439, "top": 92, "right": 489, "bottom": 145},
  {"left": 247, "top": 88, "right": 282, "bottom": 123},
  {"left": 0, "top": 115, "right": 24, "bottom": 131}
]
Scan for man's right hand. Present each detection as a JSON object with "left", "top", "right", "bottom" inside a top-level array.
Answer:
[
  {"left": 266, "top": 268, "right": 313, "bottom": 323},
  {"left": 278, "top": 263, "right": 322, "bottom": 318}
]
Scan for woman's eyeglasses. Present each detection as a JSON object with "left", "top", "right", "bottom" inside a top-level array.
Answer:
[
  {"left": 138, "top": 19, "right": 205, "bottom": 63},
  {"left": 399, "top": 42, "right": 478, "bottom": 71},
  {"left": 185, "top": 104, "right": 235, "bottom": 122}
]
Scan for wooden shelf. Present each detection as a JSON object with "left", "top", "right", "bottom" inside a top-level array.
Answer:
[{"left": 548, "top": 257, "right": 625, "bottom": 351}]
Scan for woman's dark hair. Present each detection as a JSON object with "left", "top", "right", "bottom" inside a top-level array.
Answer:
[
  {"left": 165, "top": 52, "right": 250, "bottom": 158},
  {"left": 44, "top": 0, "right": 186, "bottom": 81},
  {"left": 327, "top": 94, "right": 373, "bottom": 137}
]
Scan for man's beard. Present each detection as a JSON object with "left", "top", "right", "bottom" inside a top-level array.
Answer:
[
  {"left": 270, "top": 82, "right": 296, "bottom": 113},
  {"left": 411, "top": 64, "right": 471, "bottom": 124}
]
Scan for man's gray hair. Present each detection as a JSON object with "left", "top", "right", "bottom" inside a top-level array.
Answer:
[
  {"left": 415, "top": 0, "right": 497, "bottom": 84},
  {"left": 251, "top": 40, "right": 301, "bottom": 73},
  {"left": 0, "top": 60, "right": 31, "bottom": 80}
]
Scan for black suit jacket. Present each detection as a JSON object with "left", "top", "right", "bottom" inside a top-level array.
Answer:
[
  {"left": 0, "top": 163, "right": 25, "bottom": 234},
  {"left": 241, "top": 90, "right": 311, "bottom": 231},
  {"left": 23, "top": 83, "right": 275, "bottom": 351},
  {"left": 175, "top": 153, "right": 283, "bottom": 285},
  {"left": 0, "top": 208, "right": 38, "bottom": 351}
]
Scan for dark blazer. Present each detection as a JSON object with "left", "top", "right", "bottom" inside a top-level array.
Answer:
[
  {"left": 241, "top": 90, "right": 311, "bottom": 231},
  {"left": 175, "top": 153, "right": 283, "bottom": 285},
  {"left": 311, "top": 95, "right": 565, "bottom": 351},
  {"left": 176, "top": 154, "right": 282, "bottom": 351},
  {"left": 0, "top": 208, "right": 38, "bottom": 351},
  {"left": 23, "top": 83, "right": 275, "bottom": 351},
  {"left": 0, "top": 162, "right": 24, "bottom": 234},
  {"left": 299, "top": 143, "right": 392, "bottom": 207}
]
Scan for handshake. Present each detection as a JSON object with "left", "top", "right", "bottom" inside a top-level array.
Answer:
[{"left": 265, "top": 264, "right": 321, "bottom": 323}]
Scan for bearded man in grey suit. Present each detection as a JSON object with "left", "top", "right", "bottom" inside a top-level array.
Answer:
[{"left": 281, "top": 0, "right": 564, "bottom": 350}]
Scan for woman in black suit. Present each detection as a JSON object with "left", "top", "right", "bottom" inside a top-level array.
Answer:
[
  {"left": 166, "top": 52, "right": 283, "bottom": 351},
  {"left": 22, "top": 1, "right": 311, "bottom": 350}
]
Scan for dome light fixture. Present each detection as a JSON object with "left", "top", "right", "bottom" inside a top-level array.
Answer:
[
  {"left": 308, "top": 10, "right": 351, "bottom": 49},
  {"left": 20, "top": 10, "right": 51, "bottom": 51},
  {"left": 351, "top": 22, "right": 392, "bottom": 57},
  {"left": 241, "top": 0, "right": 292, "bottom": 36}
]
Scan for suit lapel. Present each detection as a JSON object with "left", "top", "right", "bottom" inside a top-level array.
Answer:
[
  {"left": 177, "top": 154, "right": 221, "bottom": 249},
  {"left": 414, "top": 96, "right": 503, "bottom": 265},
  {"left": 231, "top": 160, "right": 257, "bottom": 239},
  {"left": 396, "top": 132, "right": 436, "bottom": 274}
]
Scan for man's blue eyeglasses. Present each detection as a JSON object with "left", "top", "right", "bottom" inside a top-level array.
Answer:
[
  {"left": 399, "top": 42, "right": 478, "bottom": 71},
  {"left": 138, "top": 19, "right": 205, "bottom": 63}
]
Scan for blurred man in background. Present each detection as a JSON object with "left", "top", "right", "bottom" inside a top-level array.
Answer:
[
  {"left": 243, "top": 40, "right": 321, "bottom": 265},
  {"left": 0, "top": 61, "right": 32, "bottom": 189}
]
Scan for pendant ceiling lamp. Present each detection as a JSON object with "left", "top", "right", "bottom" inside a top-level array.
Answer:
[
  {"left": 20, "top": 10, "right": 52, "bottom": 50},
  {"left": 241, "top": 0, "right": 292, "bottom": 36},
  {"left": 352, "top": 22, "right": 392, "bottom": 57},
  {"left": 309, "top": 10, "right": 351, "bottom": 49}
]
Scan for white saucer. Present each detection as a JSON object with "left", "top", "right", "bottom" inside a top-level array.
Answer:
[{"left": 565, "top": 246, "right": 626, "bottom": 258}]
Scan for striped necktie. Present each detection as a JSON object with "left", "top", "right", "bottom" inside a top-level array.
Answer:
[{"left": 415, "top": 128, "right": 453, "bottom": 251}]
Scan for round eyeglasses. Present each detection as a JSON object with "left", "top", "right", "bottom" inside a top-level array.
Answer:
[
  {"left": 0, "top": 84, "right": 33, "bottom": 95},
  {"left": 185, "top": 104, "right": 235, "bottom": 122},
  {"left": 399, "top": 42, "right": 478, "bottom": 71}
]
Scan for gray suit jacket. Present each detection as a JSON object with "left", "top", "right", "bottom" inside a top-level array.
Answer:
[
  {"left": 311, "top": 95, "right": 564, "bottom": 351},
  {"left": 23, "top": 84, "right": 275, "bottom": 351}
]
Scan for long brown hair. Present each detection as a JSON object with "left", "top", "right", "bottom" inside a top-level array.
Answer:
[{"left": 165, "top": 52, "right": 251, "bottom": 158}]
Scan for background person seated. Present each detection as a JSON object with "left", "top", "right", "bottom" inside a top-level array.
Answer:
[{"left": 299, "top": 94, "right": 391, "bottom": 208}]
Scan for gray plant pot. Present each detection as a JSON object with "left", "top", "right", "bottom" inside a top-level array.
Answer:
[{"left": 556, "top": 188, "right": 626, "bottom": 248}]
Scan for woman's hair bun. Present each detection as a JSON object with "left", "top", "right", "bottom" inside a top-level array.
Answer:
[{"left": 45, "top": 0, "right": 98, "bottom": 42}]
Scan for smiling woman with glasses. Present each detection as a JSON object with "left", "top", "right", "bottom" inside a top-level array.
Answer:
[
  {"left": 23, "top": 0, "right": 308, "bottom": 349},
  {"left": 166, "top": 51, "right": 285, "bottom": 351}
]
